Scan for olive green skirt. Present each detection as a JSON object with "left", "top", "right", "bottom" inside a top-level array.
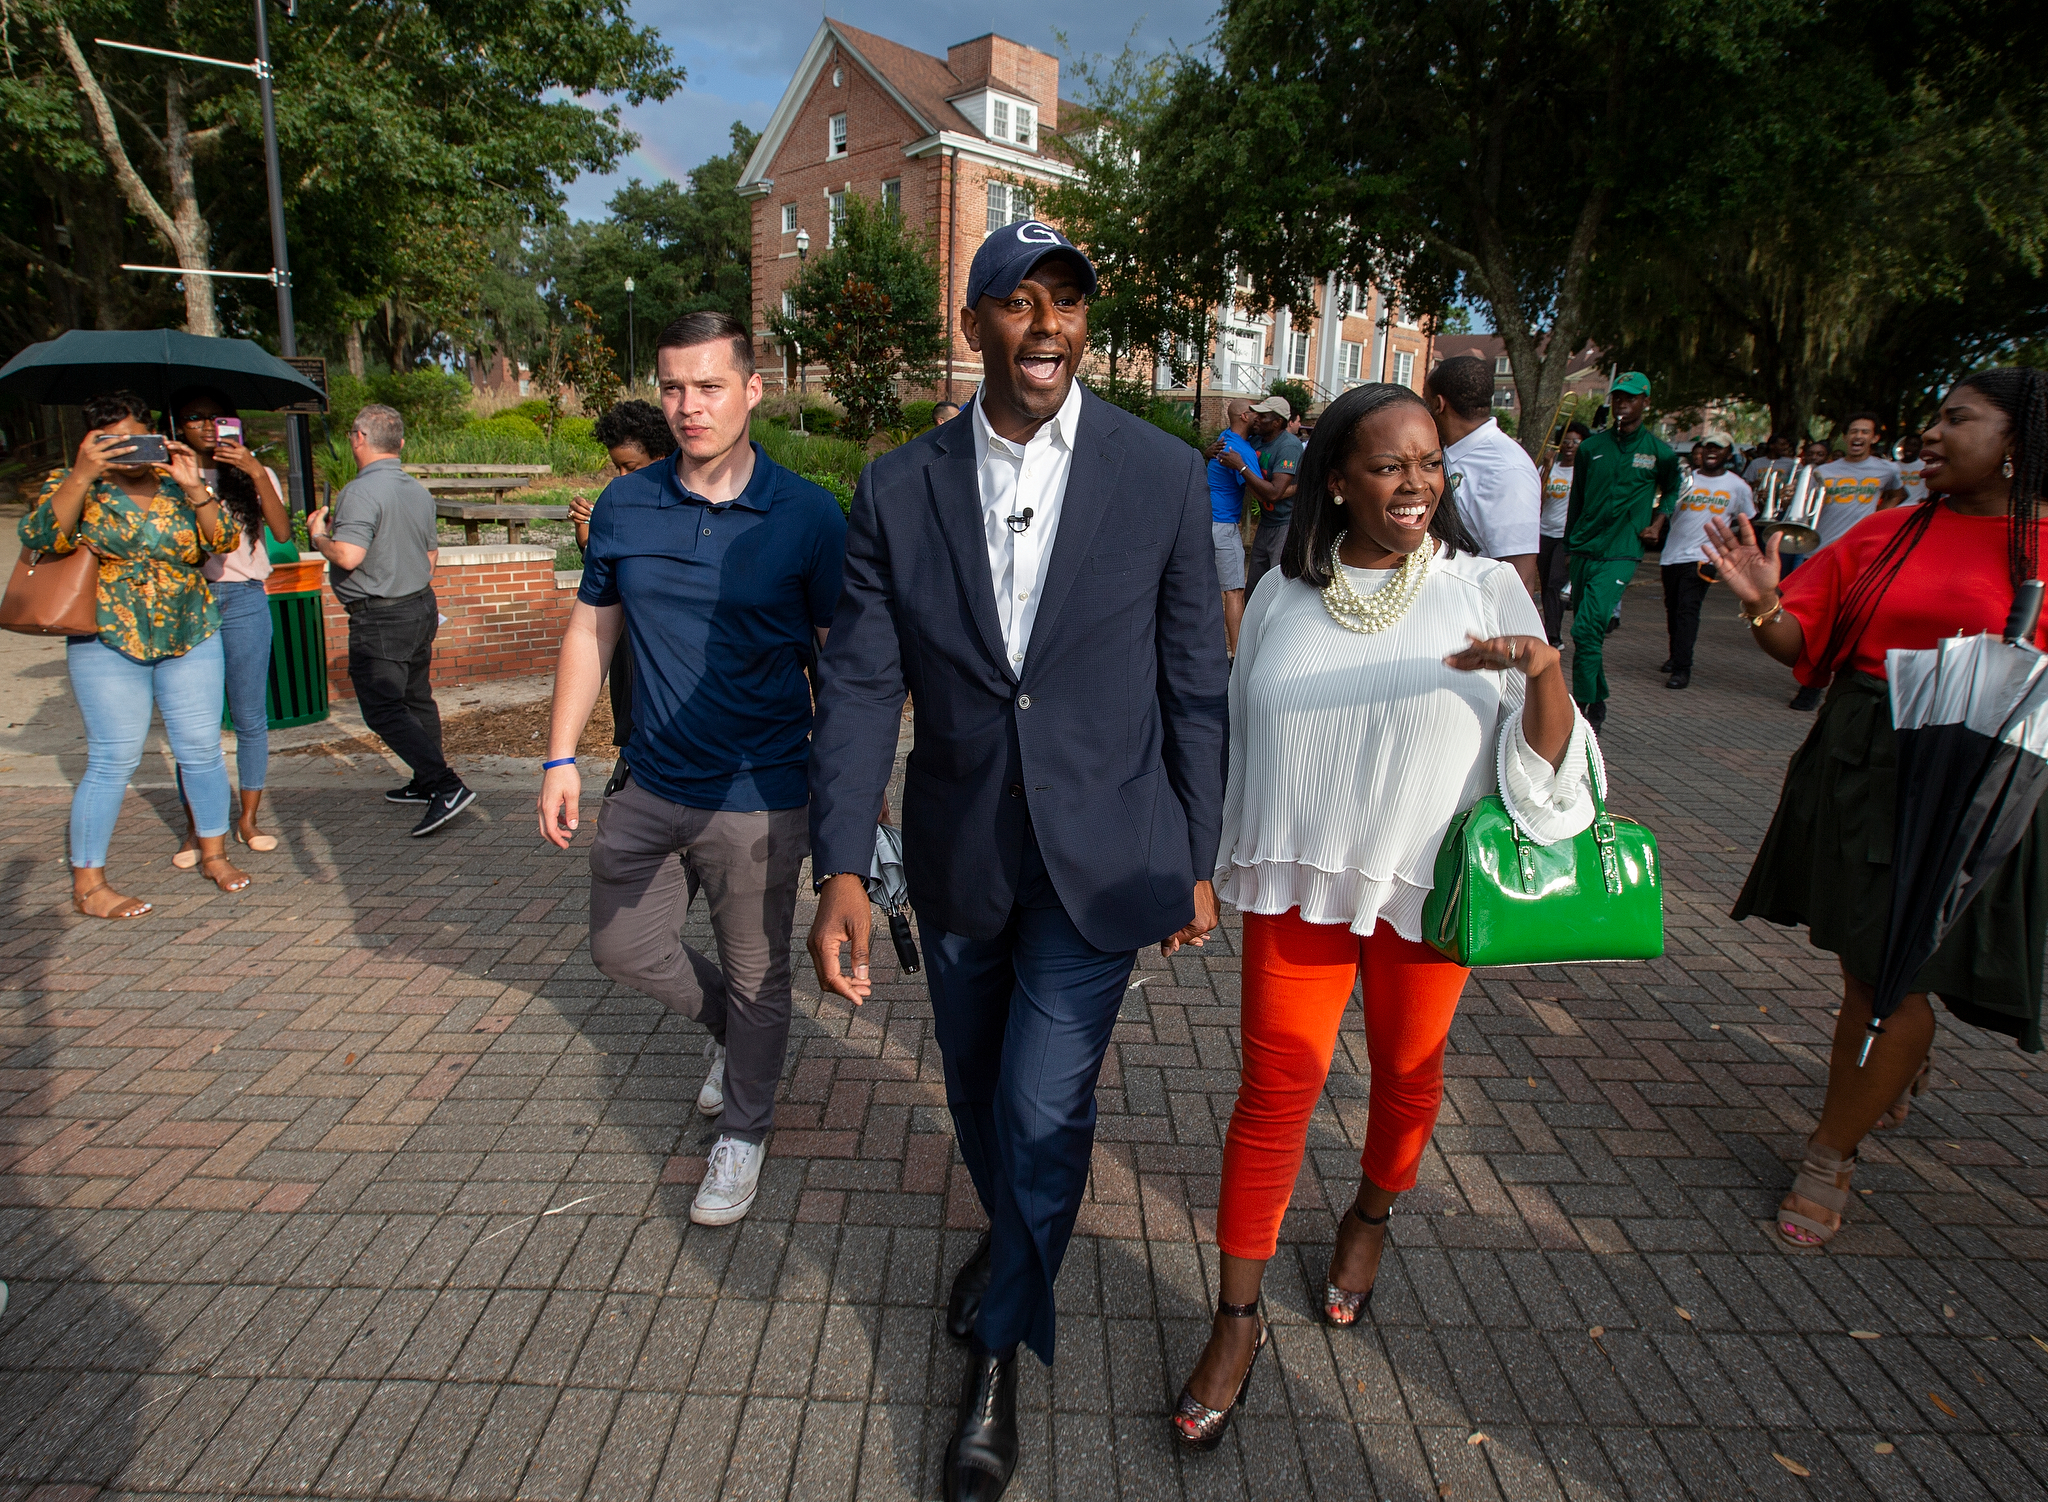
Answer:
[{"left": 1733, "top": 671, "right": 2048, "bottom": 1052}]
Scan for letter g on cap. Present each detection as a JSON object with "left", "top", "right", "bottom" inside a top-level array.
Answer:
[{"left": 1015, "top": 221, "right": 1060, "bottom": 244}]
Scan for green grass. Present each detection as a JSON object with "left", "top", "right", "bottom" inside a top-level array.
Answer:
[{"left": 753, "top": 420, "right": 867, "bottom": 512}]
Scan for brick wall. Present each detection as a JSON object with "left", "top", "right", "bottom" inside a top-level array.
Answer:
[{"left": 311, "top": 545, "right": 576, "bottom": 699}]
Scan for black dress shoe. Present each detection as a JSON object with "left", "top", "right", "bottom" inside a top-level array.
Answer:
[
  {"left": 1790, "top": 684, "right": 1822, "bottom": 711},
  {"left": 946, "top": 1231, "right": 993, "bottom": 1344},
  {"left": 1666, "top": 669, "right": 1691, "bottom": 690},
  {"left": 1583, "top": 699, "right": 1609, "bottom": 732},
  {"left": 1659, "top": 658, "right": 1674, "bottom": 673},
  {"left": 944, "top": 1345, "right": 1017, "bottom": 1502}
]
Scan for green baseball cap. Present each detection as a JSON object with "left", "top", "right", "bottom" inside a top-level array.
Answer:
[{"left": 1611, "top": 371, "right": 1651, "bottom": 396}]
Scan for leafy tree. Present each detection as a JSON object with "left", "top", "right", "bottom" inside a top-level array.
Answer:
[
  {"left": 770, "top": 194, "right": 944, "bottom": 443},
  {"left": 0, "top": 0, "right": 682, "bottom": 364},
  {"left": 544, "top": 124, "right": 761, "bottom": 386},
  {"left": 1268, "top": 379, "right": 1314, "bottom": 418},
  {"left": 1584, "top": 10, "right": 2048, "bottom": 439},
  {"left": 1141, "top": 0, "right": 1781, "bottom": 457}
]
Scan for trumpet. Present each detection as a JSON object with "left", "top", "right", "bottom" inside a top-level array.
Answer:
[{"left": 1755, "top": 464, "right": 1822, "bottom": 553}]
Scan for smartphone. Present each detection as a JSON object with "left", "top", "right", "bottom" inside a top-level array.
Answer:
[
  {"left": 213, "top": 417, "right": 243, "bottom": 447},
  {"left": 109, "top": 434, "right": 170, "bottom": 465}
]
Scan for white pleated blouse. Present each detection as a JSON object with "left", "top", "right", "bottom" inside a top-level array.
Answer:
[{"left": 1214, "top": 542, "right": 1601, "bottom": 941}]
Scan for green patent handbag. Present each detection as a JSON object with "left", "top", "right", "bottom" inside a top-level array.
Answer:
[{"left": 1420, "top": 750, "right": 1664, "bottom": 966}]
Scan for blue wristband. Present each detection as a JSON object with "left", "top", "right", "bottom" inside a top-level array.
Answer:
[{"left": 542, "top": 757, "right": 576, "bottom": 770}]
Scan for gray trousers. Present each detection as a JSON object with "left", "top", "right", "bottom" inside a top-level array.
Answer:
[
  {"left": 1245, "top": 516, "right": 1291, "bottom": 597},
  {"left": 588, "top": 775, "right": 809, "bottom": 1142}
]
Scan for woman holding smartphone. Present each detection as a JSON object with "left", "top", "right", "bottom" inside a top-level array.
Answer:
[
  {"left": 19, "top": 390, "right": 247, "bottom": 917},
  {"left": 166, "top": 386, "right": 293, "bottom": 860}
]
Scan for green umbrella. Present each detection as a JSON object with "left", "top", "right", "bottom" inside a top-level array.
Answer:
[{"left": 0, "top": 329, "right": 326, "bottom": 414}]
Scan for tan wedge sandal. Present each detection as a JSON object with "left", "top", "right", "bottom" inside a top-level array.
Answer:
[{"left": 1769, "top": 1138, "right": 1856, "bottom": 1252}]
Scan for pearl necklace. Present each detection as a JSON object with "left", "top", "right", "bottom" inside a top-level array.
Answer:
[{"left": 1320, "top": 531, "right": 1432, "bottom": 634}]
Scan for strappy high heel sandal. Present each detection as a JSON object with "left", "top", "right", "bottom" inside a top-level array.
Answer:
[
  {"left": 1171, "top": 1300, "right": 1267, "bottom": 1452},
  {"left": 1768, "top": 1138, "right": 1856, "bottom": 1252},
  {"left": 1324, "top": 1204, "right": 1390, "bottom": 1326},
  {"left": 1874, "top": 1055, "right": 1931, "bottom": 1129}
]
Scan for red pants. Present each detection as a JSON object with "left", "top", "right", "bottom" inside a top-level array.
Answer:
[{"left": 1216, "top": 908, "right": 1471, "bottom": 1261}]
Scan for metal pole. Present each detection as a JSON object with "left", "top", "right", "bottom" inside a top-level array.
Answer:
[
  {"left": 252, "top": 0, "right": 310, "bottom": 513},
  {"left": 625, "top": 277, "right": 636, "bottom": 392}
]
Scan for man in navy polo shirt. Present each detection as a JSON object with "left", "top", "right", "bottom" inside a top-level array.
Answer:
[{"left": 538, "top": 310, "right": 846, "bottom": 1227}]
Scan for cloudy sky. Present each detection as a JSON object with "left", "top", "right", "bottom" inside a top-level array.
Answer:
[{"left": 561, "top": 1, "right": 1220, "bottom": 220}]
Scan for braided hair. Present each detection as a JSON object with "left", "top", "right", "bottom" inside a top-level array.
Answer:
[
  {"left": 1809, "top": 365, "right": 2045, "bottom": 680},
  {"left": 1281, "top": 382, "right": 1479, "bottom": 588},
  {"left": 1956, "top": 366, "right": 2045, "bottom": 589}
]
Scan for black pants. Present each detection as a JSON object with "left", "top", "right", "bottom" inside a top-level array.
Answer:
[
  {"left": 1661, "top": 562, "right": 1710, "bottom": 673},
  {"left": 346, "top": 588, "right": 457, "bottom": 793},
  {"left": 1538, "top": 534, "right": 1570, "bottom": 645}
]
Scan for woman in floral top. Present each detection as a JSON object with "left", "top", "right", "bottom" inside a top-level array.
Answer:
[{"left": 20, "top": 390, "right": 252, "bottom": 917}]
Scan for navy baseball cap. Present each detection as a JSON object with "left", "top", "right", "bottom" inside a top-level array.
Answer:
[{"left": 964, "top": 220, "right": 1097, "bottom": 309}]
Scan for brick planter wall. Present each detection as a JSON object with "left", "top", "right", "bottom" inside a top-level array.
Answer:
[{"left": 311, "top": 545, "right": 580, "bottom": 698}]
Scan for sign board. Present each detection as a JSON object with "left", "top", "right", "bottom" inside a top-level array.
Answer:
[{"left": 277, "top": 355, "right": 328, "bottom": 413}]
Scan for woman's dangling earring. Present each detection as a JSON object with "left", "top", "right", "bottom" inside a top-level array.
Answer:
[{"left": 2004, "top": 455, "right": 2016, "bottom": 479}]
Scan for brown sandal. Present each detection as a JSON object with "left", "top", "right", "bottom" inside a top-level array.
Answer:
[
  {"left": 72, "top": 879, "right": 153, "bottom": 920},
  {"left": 1769, "top": 1138, "right": 1856, "bottom": 1252},
  {"left": 197, "top": 854, "right": 251, "bottom": 893}
]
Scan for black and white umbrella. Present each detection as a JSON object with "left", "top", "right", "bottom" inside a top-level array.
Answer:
[
  {"left": 1866, "top": 580, "right": 2048, "bottom": 1062},
  {"left": 866, "top": 822, "right": 921, "bottom": 974}
]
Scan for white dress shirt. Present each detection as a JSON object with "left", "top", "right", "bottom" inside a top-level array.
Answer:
[
  {"left": 972, "top": 379, "right": 1083, "bottom": 670},
  {"left": 1444, "top": 416, "right": 1542, "bottom": 560}
]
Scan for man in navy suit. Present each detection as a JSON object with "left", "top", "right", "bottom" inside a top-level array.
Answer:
[{"left": 806, "top": 223, "right": 1227, "bottom": 1502}]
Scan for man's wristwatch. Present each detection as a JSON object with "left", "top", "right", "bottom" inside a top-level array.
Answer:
[{"left": 812, "top": 871, "right": 866, "bottom": 894}]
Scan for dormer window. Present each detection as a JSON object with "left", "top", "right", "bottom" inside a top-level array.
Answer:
[
  {"left": 992, "top": 100, "right": 1010, "bottom": 140},
  {"left": 828, "top": 113, "right": 847, "bottom": 159},
  {"left": 1015, "top": 106, "right": 1034, "bottom": 147}
]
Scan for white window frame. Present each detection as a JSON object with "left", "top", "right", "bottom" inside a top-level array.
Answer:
[
  {"left": 985, "top": 181, "right": 1034, "bottom": 235},
  {"left": 992, "top": 99, "right": 1010, "bottom": 141},
  {"left": 1015, "top": 105, "right": 1034, "bottom": 147},
  {"left": 1393, "top": 350, "right": 1415, "bottom": 388},
  {"left": 1340, "top": 341, "right": 1363, "bottom": 382},
  {"left": 1287, "top": 330, "right": 1310, "bottom": 378},
  {"left": 880, "top": 178, "right": 901, "bottom": 213},
  {"left": 827, "top": 189, "right": 846, "bottom": 245},
  {"left": 781, "top": 203, "right": 798, "bottom": 234},
  {"left": 828, "top": 113, "right": 847, "bottom": 159},
  {"left": 781, "top": 291, "right": 795, "bottom": 318},
  {"left": 1495, "top": 355, "right": 1511, "bottom": 376}
]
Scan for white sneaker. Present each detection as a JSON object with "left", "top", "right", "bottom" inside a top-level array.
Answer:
[
  {"left": 697, "top": 1039, "right": 726, "bottom": 1118},
  {"left": 691, "top": 1134, "right": 763, "bottom": 1226}
]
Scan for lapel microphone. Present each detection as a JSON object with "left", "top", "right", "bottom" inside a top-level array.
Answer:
[{"left": 1006, "top": 507, "right": 1035, "bottom": 534}]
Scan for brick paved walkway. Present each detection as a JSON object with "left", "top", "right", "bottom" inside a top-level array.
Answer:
[{"left": 4, "top": 585, "right": 2048, "bottom": 1501}]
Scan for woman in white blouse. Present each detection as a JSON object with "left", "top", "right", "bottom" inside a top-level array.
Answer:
[{"left": 1173, "top": 383, "right": 1599, "bottom": 1450}]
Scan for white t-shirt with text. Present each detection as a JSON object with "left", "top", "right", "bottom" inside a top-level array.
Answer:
[
  {"left": 1814, "top": 457, "right": 1904, "bottom": 548},
  {"left": 1662, "top": 471, "right": 1754, "bottom": 566},
  {"left": 1540, "top": 462, "right": 1572, "bottom": 539}
]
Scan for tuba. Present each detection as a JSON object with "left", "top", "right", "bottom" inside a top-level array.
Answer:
[{"left": 1756, "top": 464, "right": 1822, "bottom": 553}]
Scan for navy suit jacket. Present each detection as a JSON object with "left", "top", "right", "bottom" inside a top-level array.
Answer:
[{"left": 808, "top": 388, "right": 1228, "bottom": 953}]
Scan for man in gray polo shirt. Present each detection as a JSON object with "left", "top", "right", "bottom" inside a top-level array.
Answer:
[{"left": 308, "top": 403, "right": 476, "bottom": 835}]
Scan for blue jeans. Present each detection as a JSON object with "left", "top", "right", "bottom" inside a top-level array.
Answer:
[
  {"left": 925, "top": 832, "right": 1138, "bottom": 1363},
  {"left": 67, "top": 633, "right": 232, "bottom": 867},
  {"left": 213, "top": 579, "right": 271, "bottom": 789}
]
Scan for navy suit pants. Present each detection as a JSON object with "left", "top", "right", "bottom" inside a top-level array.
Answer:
[{"left": 925, "top": 832, "right": 1137, "bottom": 1364}]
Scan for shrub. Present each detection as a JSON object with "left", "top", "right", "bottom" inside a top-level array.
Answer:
[
  {"left": 1268, "top": 378, "right": 1315, "bottom": 419},
  {"left": 321, "top": 368, "right": 472, "bottom": 439},
  {"left": 471, "top": 414, "right": 546, "bottom": 441},
  {"left": 507, "top": 398, "right": 554, "bottom": 427},
  {"left": 753, "top": 418, "right": 866, "bottom": 513},
  {"left": 557, "top": 416, "right": 597, "bottom": 445},
  {"left": 1142, "top": 400, "right": 1202, "bottom": 450},
  {"left": 901, "top": 400, "right": 939, "bottom": 432}
]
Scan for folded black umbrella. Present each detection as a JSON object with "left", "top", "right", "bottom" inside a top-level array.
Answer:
[
  {"left": 1867, "top": 581, "right": 2048, "bottom": 1062},
  {"left": 0, "top": 329, "right": 325, "bottom": 414}
]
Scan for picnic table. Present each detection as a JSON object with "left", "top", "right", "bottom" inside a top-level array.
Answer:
[
  {"left": 433, "top": 501, "right": 570, "bottom": 545},
  {"left": 401, "top": 464, "right": 563, "bottom": 545}
]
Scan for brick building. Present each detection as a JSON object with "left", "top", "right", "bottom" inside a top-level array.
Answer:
[
  {"left": 738, "top": 21, "right": 1081, "bottom": 402},
  {"left": 737, "top": 19, "right": 1462, "bottom": 422}
]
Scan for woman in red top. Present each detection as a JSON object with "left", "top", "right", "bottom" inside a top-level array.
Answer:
[{"left": 1706, "top": 368, "right": 2047, "bottom": 1251}]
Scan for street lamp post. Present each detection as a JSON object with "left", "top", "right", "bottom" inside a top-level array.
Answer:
[
  {"left": 248, "top": 0, "right": 310, "bottom": 514},
  {"left": 624, "top": 276, "right": 636, "bottom": 393},
  {"left": 793, "top": 228, "right": 810, "bottom": 433}
]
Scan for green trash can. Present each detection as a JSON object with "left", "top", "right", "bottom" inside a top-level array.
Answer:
[
  {"left": 264, "top": 587, "right": 330, "bottom": 727},
  {"left": 221, "top": 538, "right": 331, "bottom": 730}
]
